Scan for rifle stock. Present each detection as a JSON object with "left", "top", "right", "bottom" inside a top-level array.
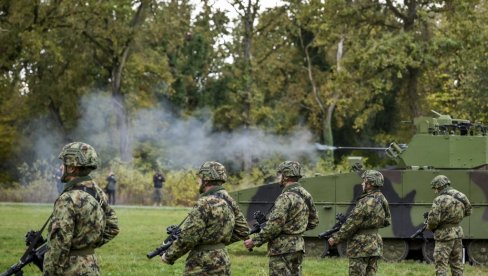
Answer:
[
  {"left": 318, "top": 213, "right": 347, "bottom": 258},
  {"left": 410, "top": 212, "right": 429, "bottom": 240}
]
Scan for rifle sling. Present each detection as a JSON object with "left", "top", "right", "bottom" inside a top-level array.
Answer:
[{"left": 288, "top": 189, "right": 313, "bottom": 214}]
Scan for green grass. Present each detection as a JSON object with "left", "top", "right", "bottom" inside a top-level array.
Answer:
[{"left": 1, "top": 203, "right": 487, "bottom": 275}]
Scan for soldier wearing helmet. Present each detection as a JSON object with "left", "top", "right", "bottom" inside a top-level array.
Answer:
[
  {"left": 161, "top": 161, "right": 249, "bottom": 274},
  {"left": 328, "top": 170, "right": 391, "bottom": 276},
  {"left": 426, "top": 175, "right": 472, "bottom": 276},
  {"left": 43, "top": 142, "right": 119, "bottom": 275},
  {"left": 244, "top": 161, "right": 319, "bottom": 276}
]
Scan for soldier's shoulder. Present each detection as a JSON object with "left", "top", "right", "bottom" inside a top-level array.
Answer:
[
  {"left": 297, "top": 186, "right": 313, "bottom": 197},
  {"left": 198, "top": 194, "right": 223, "bottom": 206},
  {"left": 433, "top": 194, "right": 452, "bottom": 203}
]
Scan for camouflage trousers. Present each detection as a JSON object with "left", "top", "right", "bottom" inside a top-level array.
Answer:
[
  {"left": 184, "top": 249, "right": 230, "bottom": 275},
  {"left": 44, "top": 254, "right": 100, "bottom": 276},
  {"left": 433, "top": 239, "right": 463, "bottom": 276},
  {"left": 269, "top": 251, "right": 304, "bottom": 276},
  {"left": 348, "top": 256, "right": 379, "bottom": 276}
]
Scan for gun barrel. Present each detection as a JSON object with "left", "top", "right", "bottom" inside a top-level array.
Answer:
[
  {"left": 147, "top": 243, "right": 171, "bottom": 259},
  {"left": 1, "top": 263, "right": 23, "bottom": 276}
]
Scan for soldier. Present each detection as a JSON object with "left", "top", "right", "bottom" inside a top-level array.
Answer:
[
  {"left": 43, "top": 142, "right": 120, "bottom": 275},
  {"left": 244, "top": 161, "right": 319, "bottom": 276},
  {"left": 161, "top": 161, "right": 249, "bottom": 275},
  {"left": 427, "top": 175, "right": 472, "bottom": 276},
  {"left": 327, "top": 170, "right": 391, "bottom": 276}
]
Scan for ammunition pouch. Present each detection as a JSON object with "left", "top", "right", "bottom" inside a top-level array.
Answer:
[
  {"left": 69, "top": 248, "right": 95, "bottom": 256},
  {"left": 357, "top": 228, "right": 379, "bottom": 235},
  {"left": 193, "top": 243, "right": 225, "bottom": 252}
]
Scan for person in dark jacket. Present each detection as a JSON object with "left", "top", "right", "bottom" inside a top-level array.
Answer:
[{"left": 153, "top": 170, "right": 165, "bottom": 206}]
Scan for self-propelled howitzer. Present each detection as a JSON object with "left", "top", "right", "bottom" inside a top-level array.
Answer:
[{"left": 230, "top": 111, "right": 488, "bottom": 264}]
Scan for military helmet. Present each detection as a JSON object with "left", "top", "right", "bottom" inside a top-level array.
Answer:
[
  {"left": 198, "top": 161, "right": 227, "bottom": 182},
  {"left": 431, "top": 175, "right": 450, "bottom": 189},
  {"left": 58, "top": 142, "right": 99, "bottom": 169},
  {"left": 277, "top": 161, "right": 302, "bottom": 178},
  {"left": 361, "top": 170, "right": 384, "bottom": 187}
]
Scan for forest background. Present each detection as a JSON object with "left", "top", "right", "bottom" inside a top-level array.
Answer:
[{"left": 1, "top": 0, "right": 487, "bottom": 205}]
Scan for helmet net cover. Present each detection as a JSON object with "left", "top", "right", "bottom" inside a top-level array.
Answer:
[
  {"left": 277, "top": 161, "right": 302, "bottom": 178},
  {"left": 58, "top": 142, "right": 99, "bottom": 169},
  {"left": 361, "top": 170, "right": 384, "bottom": 187},
  {"left": 198, "top": 161, "right": 227, "bottom": 182},
  {"left": 431, "top": 175, "right": 450, "bottom": 189}
]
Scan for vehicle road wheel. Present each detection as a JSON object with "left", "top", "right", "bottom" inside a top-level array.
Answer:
[
  {"left": 382, "top": 239, "right": 409, "bottom": 262},
  {"left": 337, "top": 242, "right": 347, "bottom": 257},
  {"left": 467, "top": 240, "right": 488, "bottom": 265},
  {"left": 422, "top": 240, "right": 435, "bottom": 264}
]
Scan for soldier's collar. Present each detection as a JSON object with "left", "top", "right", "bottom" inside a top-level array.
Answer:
[
  {"left": 63, "top": 175, "right": 92, "bottom": 192},
  {"left": 200, "top": 185, "right": 225, "bottom": 197},
  {"left": 439, "top": 186, "right": 452, "bottom": 195},
  {"left": 282, "top": 182, "right": 300, "bottom": 193}
]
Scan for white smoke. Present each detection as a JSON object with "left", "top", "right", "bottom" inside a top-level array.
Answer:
[{"left": 30, "top": 92, "right": 320, "bottom": 170}]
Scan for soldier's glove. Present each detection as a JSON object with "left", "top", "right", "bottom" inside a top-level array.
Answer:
[{"left": 423, "top": 211, "right": 429, "bottom": 219}]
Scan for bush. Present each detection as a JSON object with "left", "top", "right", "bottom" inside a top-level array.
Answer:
[{"left": 0, "top": 157, "right": 351, "bottom": 206}]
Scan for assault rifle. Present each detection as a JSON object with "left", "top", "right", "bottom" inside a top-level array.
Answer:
[
  {"left": 1, "top": 216, "right": 51, "bottom": 276},
  {"left": 249, "top": 210, "right": 267, "bottom": 235},
  {"left": 410, "top": 212, "right": 429, "bottom": 240},
  {"left": 317, "top": 213, "right": 348, "bottom": 258},
  {"left": 147, "top": 216, "right": 187, "bottom": 259}
]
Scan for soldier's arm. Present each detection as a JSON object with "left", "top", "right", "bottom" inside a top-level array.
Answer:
[
  {"left": 382, "top": 196, "right": 392, "bottom": 227},
  {"left": 460, "top": 193, "right": 472, "bottom": 217},
  {"left": 100, "top": 204, "right": 119, "bottom": 245},
  {"left": 306, "top": 196, "right": 320, "bottom": 230},
  {"left": 252, "top": 195, "right": 289, "bottom": 247},
  {"left": 44, "top": 195, "right": 75, "bottom": 275},
  {"left": 165, "top": 203, "right": 206, "bottom": 263},
  {"left": 331, "top": 202, "right": 364, "bottom": 244},
  {"left": 95, "top": 185, "right": 120, "bottom": 246},
  {"left": 229, "top": 199, "right": 250, "bottom": 243},
  {"left": 427, "top": 198, "right": 442, "bottom": 231}
]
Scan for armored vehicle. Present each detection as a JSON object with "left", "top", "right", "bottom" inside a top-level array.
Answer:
[{"left": 230, "top": 111, "right": 488, "bottom": 264}]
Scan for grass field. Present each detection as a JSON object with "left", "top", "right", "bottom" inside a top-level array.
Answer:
[{"left": 1, "top": 203, "right": 487, "bottom": 276}]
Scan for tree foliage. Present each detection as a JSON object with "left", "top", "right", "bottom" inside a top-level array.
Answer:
[{"left": 1, "top": 0, "right": 487, "bottom": 204}]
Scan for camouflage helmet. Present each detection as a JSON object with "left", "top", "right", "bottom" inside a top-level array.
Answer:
[
  {"left": 198, "top": 161, "right": 227, "bottom": 182},
  {"left": 277, "top": 161, "right": 302, "bottom": 178},
  {"left": 361, "top": 170, "right": 384, "bottom": 187},
  {"left": 58, "top": 142, "right": 99, "bottom": 169},
  {"left": 431, "top": 175, "right": 450, "bottom": 189}
]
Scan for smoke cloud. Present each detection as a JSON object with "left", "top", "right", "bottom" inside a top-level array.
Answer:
[{"left": 29, "top": 92, "right": 320, "bottom": 170}]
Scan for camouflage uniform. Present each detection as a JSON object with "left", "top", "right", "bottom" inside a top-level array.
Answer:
[
  {"left": 427, "top": 175, "right": 472, "bottom": 276},
  {"left": 251, "top": 161, "right": 319, "bottom": 276},
  {"left": 165, "top": 162, "right": 249, "bottom": 275},
  {"left": 44, "top": 142, "right": 119, "bottom": 276},
  {"left": 331, "top": 170, "right": 391, "bottom": 276}
]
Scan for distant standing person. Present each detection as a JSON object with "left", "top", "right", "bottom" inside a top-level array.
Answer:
[
  {"left": 427, "top": 175, "right": 472, "bottom": 276},
  {"left": 106, "top": 172, "right": 117, "bottom": 205},
  {"left": 153, "top": 170, "right": 165, "bottom": 206}
]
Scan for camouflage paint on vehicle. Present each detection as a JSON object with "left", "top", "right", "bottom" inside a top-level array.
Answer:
[{"left": 230, "top": 112, "right": 488, "bottom": 264}]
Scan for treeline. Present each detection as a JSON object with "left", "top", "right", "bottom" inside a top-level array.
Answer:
[{"left": 1, "top": 1, "right": 487, "bottom": 198}]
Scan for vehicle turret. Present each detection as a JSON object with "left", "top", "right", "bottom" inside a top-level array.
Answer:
[{"left": 385, "top": 111, "right": 488, "bottom": 169}]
